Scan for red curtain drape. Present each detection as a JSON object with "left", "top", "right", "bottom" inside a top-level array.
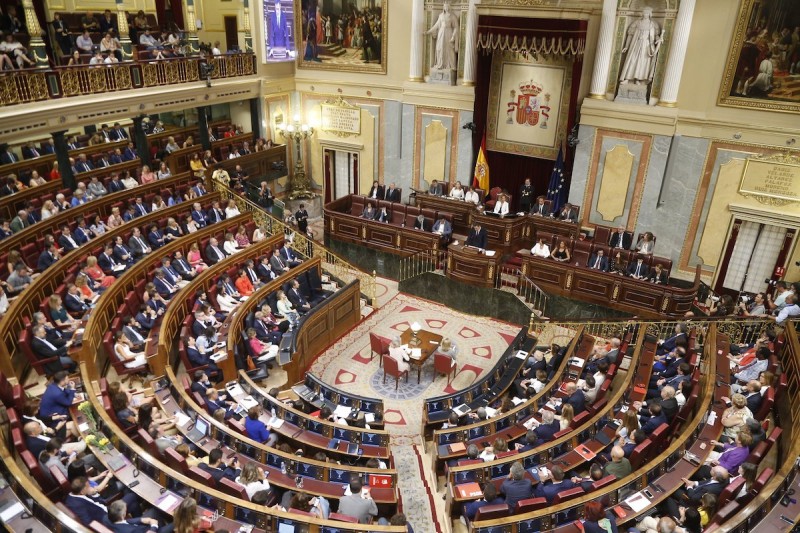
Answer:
[{"left": 471, "top": 16, "right": 586, "bottom": 210}]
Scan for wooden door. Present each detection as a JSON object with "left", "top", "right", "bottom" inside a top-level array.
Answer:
[{"left": 224, "top": 16, "right": 239, "bottom": 51}]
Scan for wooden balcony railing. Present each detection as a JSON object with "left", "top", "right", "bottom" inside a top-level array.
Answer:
[{"left": 0, "top": 53, "right": 256, "bottom": 107}]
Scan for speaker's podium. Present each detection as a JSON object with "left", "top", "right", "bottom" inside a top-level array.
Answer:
[{"left": 446, "top": 243, "right": 501, "bottom": 288}]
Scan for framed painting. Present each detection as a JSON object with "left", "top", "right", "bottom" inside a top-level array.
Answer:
[
  {"left": 295, "top": 0, "right": 388, "bottom": 74},
  {"left": 718, "top": 0, "right": 800, "bottom": 113},
  {"left": 486, "top": 51, "right": 572, "bottom": 160}
]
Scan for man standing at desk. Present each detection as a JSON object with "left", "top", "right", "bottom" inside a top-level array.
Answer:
[{"left": 465, "top": 222, "right": 487, "bottom": 250}]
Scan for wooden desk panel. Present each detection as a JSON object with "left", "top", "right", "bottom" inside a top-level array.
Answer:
[
  {"left": 520, "top": 255, "right": 700, "bottom": 318},
  {"left": 325, "top": 209, "right": 441, "bottom": 257},
  {"left": 473, "top": 213, "right": 530, "bottom": 254},
  {"left": 416, "top": 193, "right": 476, "bottom": 234},
  {"left": 446, "top": 244, "right": 501, "bottom": 288}
]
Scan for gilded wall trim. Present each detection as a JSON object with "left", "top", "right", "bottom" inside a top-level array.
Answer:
[
  {"left": 413, "top": 106, "right": 459, "bottom": 190},
  {"left": 582, "top": 128, "right": 652, "bottom": 231}
]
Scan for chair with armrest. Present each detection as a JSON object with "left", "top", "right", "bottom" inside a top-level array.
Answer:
[
  {"left": 382, "top": 354, "right": 408, "bottom": 391},
  {"left": 188, "top": 465, "right": 216, "bottom": 487},
  {"left": 164, "top": 446, "right": 189, "bottom": 474},
  {"left": 434, "top": 352, "right": 456, "bottom": 384},
  {"left": 330, "top": 513, "right": 359, "bottom": 523},
  {"left": 369, "top": 333, "right": 390, "bottom": 367},
  {"left": 473, "top": 503, "right": 511, "bottom": 520},
  {"left": 220, "top": 477, "right": 249, "bottom": 499},
  {"left": 514, "top": 497, "right": 547, "bottom": 514},
  {"left": 552, "top": 486, "right": 585, "bottom": 505}
]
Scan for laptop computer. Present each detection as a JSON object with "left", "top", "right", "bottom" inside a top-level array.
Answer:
[
  {"left": 108, "top": 455, "right": 127, "bottom": 471},
  {"left": 186, "top": 417, "right": 210, "bottom": 443}
]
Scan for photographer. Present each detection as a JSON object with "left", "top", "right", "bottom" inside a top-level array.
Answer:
[{"left": 738, "top": 292, "right": 766, "bottom": 316}]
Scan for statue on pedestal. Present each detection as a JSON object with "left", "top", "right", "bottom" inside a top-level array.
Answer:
[
  {"left": 616, "top": 7, "right": 664, "bottom": 104},
  {"left": 426, "top": 2, "right": 459, "bottom": 85}
]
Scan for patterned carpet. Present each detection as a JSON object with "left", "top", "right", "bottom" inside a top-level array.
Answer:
[{"left": 309, "top": 292, "right": 522, "bottom": 445}]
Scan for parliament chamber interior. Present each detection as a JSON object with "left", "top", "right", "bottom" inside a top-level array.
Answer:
[{"left": 1, "top": 0, "right": 800, "bottom": 532}]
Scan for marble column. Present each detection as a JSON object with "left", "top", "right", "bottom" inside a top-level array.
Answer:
[
  {"left": 21, "top": 0, "right": 48, "bottom": 67},
  {"left": 184, "top": 0, "right": 200, "bottom": 54},
  {"left": 115, "top": 0, "right": 133, "bottom": 59},
  {"left": 132, "top": 116, "right": 151, "bottom": 167},
  {"left": 462, "top": 0, "right": 479, "bottom": 86},
  {"left": 243, "top": 0, "right": 253, "bottom": 52},
  {"left": 51, "top": 131, "right": 75, "bottom": 190},
  {"left": 658, "top": 0, "right": 696, "bottom": 107},
  {"left": 408, "top": 0, "right": 424, "bottom": 81},
  {"left": 588, "top": 0, "right": 618, "bottom": 99}
]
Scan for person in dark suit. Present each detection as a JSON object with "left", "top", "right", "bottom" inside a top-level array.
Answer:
[
  {"left": 65, "top": 476, "right": 142, "bottom": 527},
  {"left": 533, "top": 410, "right": 560, "bottom": 445},
  {"left": 465, "top": 223, "right": 487, "bottom": 249},
  {"left": 257, "top": 256, "right": 278, "bottom": 281},
  {"left": 609, "top": 227, "right": 632, "bottom": 250},
  {"left": 37, "top": 244, "right": 59, "bottom": 271},
  {"left": 64, "top": 285, "right": 90, "bottom": 313},
  {"left": 270, "top": 248, "right": 289, "bottom": 273},
  {"left": 111, "top": 123, "right": 128, "bottom": 141},
  {"left": 205, "top": 388, "right": 236, "bottom": 418},
  {"left": 648, "top": 363, "right": 691, "bottom": 399},
  {"left": 280, "top": 244, "right": 302, "bottom": 267},
  {"left": 267, "top": 0, "right": 292, "bottom": 52},
  {"left": 648, "top": 263, "right": 669, "bottom": 284},
  {"left": 109, "top": 150, "right": 124, "bottom": 165},
  {"left": 375, "top": 207, "right": 390, "bottom": 223},
  {"left": 499, "top": 462, "right": 534, "bottom": 510},
  {"left": 22, "top": 142, "right": 41, "bottom": 159},
  {"left": 637, "top": 402, "right": 667, "bottom": 434},
  {"left": 463, "top": 482, "right": 504, "bottom": 522},
  {"left": 190, "top": 370, "right": 213, "bottom": 396},
  {"left": 519, "top": 178, "right": 533, "bottom": 212},
  {"left": 557, "top": 383, "right": 586, "bottom": 415},
  {"left": 385, "top": 182, "right": 401, "bottom": 202},
  {"left": 152, "top": 269, "right": 177, "bottom": 299},
  {"left": 204, "top": 238, "right": 227, "bottom": 265},
  {"left": 295, "top": 204, "right": 309, "bottom": 234},
  {"left": 23, "top": 421, "right": 50, "bottom": 458},
  {"left": 627, "top": 258, "right": 649, "bottom": 280},
  {"left": 571, "top": 463, "right": 605, "bottom": 493},
  {"left": 412, "top": 214, "right": 430, "bottom": 232},
  {"left": 657, "top": 323, "right": 688, "bottom": 355},
  {"left": 742, "top": 381, "right": 763, "bottom": 413},
  {"left": 534, "top": 466, "right": 575, "bottom": 503},
  {"left": 128, "top": 228, "right": 152, "bottom": 258},
  {"left": 587, "top": 250, "right": 609, "bottom": 272},
  {"left": 191, "top": 203, "right": 208, "bottom": 227},
  {"left": 428, "top": 180, "right": 443, "bottom": 195},
  {"left": 147, "top": 226, "right": 165, "bottom": 249},
  {"left": 113, "top": 236, "right": 135, "bottom": 264},
  {"left": 172, "top": 251, "right": 196, "bottom": 280},
  {"left": 287, "top": 279, "right": 311, "bottom": 314},
  {"left": 108, "top": 174, "right": 126, "bottom": 193},
  {"left": 104, "top": 499, "right": 170, "bottom": 533},
  {"left": 186, "top": 336, "right": 222, "bottom": 382},
  {"left": 0, "top": 145, "right": 18, "bottom": 164},
  {"left": 432, "top": 216, "right": 452, "bottom": 241},
  {"left": 531, "top": 196, "right": 549, "bottom": 216},
  {"left": 58, "top": 227, "right": 81, "bottom": 252},
  {"left": 665, "top": 466, "right": 730, "bottom": 518},
  {"left": 31, "top": 325, "right": 77, "bottom": 373},
  {"left": 253, "top": 311, "right": 285, "bottom": 344},
  {"left": 199, "top": 448, "right": 240, "bottom": 482},
  {"left": 122, "top": 143, "right": 137, "bottom": 161},
  {"left": 98, "top": 245, "right": 124, "bottom": 273},
  {"left": 206, "top": 202, "right": 225, "bottom": 225},
  {"left": 39, "top": 371, "right": 77, "bottom": 419},
  {"left": 367, "top": 181, "right": 384, "bottom": 201}
]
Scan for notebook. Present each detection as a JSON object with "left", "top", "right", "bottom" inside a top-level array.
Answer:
[{"left": 456, "top": 482, "right": 483, "bottom": 498}]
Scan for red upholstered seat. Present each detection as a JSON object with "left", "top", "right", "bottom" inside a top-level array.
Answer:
[
  {"left": 474, "top": 503, "right": 510, "bottom": 520},
  {"left": 382, "top": 354, "right": 408, "bottom": 390}
]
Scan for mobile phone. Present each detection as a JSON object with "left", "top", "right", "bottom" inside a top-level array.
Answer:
[
  {"left": 643, "top": 489, "right": 653, "bottom": 499},
  {"left": 129, "top": 480, "right": 140, "bottom": 488},
  {"left": 779, "top": 515, "right": 795, "bottom": 525}
]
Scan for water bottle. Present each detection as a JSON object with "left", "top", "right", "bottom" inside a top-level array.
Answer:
[{"left": 280, "top": 461, "right": 286, "bottom": 475}]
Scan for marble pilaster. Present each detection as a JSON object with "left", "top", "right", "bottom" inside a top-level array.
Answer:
[{"left": 567, "top": 125, "right": 597, "bottom": 207}]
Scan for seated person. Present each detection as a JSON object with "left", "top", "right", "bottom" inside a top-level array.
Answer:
[
  {"left": 244, "top": 406, "right": 279, "bottom": 446},
  {"left": 604, "top": 445, "right": 632, "bottom": 479},
  {"left": 198, "top": 448, "right": 241, "bottom": 482},
  {"left": 534, "top": 465, "right": 574, "bottom": 503},
  {"left": 412, "top": 214, "right": 430, "bottom": 232},
  {"left": 530, "top": 238, "right": 550, "bottom": 258},
  {"left": 587, "top": 249, "right": 609, "bottom": 272},
  {"left": 432, "top": 216, "right": 452, "bottom": 241},
  {"left": 463, "top": 482, "right": 503, "bottom": 522},
  {"left": 361, "top": 202, "right": 377, "bottom": 220}
]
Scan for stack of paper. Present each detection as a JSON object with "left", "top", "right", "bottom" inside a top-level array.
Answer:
[
  {"left": 624, "top": 492, "right": 650, "bottom": 512},
  {"left": 333, "top": 405, "right": 352, "bottom": 419},
  {"left": 410, "top": 348, "right": 422, "bottom": 359},
  {"left": 239, "top": 396, "right": 259, "bottom": 410}
]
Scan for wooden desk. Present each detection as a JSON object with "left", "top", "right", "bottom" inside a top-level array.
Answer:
[
  {"left": 324, "top": 210, "right": 441, "bottom": 257},
  {"left": 399, "top": 328, "right": 443, "bottom": 383},
  {"left": 446, "top": 243, "right": 502, "bottom": 288},
  {"left": 473, "top": 212, "right": 532, "bottom": 255},
  {"left": 519, "top": 254, "right": 700, "bottom": 318},
  {"left": 416, "top": 193, "right": 478, "bottom": 234}
]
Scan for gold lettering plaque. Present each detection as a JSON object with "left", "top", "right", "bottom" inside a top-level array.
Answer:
[
  {"left": 740, "top": 159, "right": 800, "bottom": 203},
  {"left": 321, "top": 97, "right": 361, "bottom": 136}
]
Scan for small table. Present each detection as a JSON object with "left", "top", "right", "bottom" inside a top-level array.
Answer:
[{"left": 400, "top": 328, "right": 443, "bottom": 383}]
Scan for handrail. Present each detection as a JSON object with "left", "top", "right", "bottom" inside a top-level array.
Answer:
[
  {"left": 0, "top": 53, "right": 257, "bottom": 107},
  {"left": 398, "top": 248, "right": 445, "bottom": 282},
  {"left": 209, "top": 179, "right": 378, "bottom": 306}
]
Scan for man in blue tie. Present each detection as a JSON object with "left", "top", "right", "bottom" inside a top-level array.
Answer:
[
  {"left": 280, "top": 243, "right": 303, "bottom": 267},
  {"left": 191, "top": 203, "right": 208, "bottom": 227},
  {"left": 113, "top": 236, "right": 135, "bottom": 264},
  {"left": 122, "top": 142, "right": 137, "bottom": 161},
  {"left": 587, "top": 249, "right": 609, "bottom": 272},
  {"left": 206, "top": 201, "right": 225, "bottom": 225},
  {"left": 172, "top": 250, "right": 196, "bottom": 280},
  {"left": 132, "top": 197, "right": 149, "bottom": 218},
  {"left": 147, "top": 225, "right": 165, "bottom": 249},
  {"left": 205, "top": 237, "right": 227, "bottom": 265}
]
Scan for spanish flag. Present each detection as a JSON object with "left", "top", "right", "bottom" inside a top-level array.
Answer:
[{"left": 473, "top": 132, "right": 489, "bottom": 192}]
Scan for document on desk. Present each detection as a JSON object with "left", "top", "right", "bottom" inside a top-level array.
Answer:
[
  {"left": 515, "top": 350, "right": 528, "bottom": 360},
  {"left": 227, "top": 384, "right": 246, "bottom": 398},
  {"left": 174, "top": 412, "right": 191, "bottom": 428},
  {"left": 157, "top": 494, "right": 179, "bottom": 512},
  {"left": 624, "top": 492, "right": 650, "bottom": 512},
  {"left": 334, "top": 405, "right": 352, "bottom": 419},
  {"left": 0, "top": 502, "right": 25, "bottom": 522},
  {"left": 239, "top": 396, "right": 259, "bottom": 410},
  {"left": 410, "top": 348, "right": 422, "bottom": 360},
  {"left": 484, "top": 250, "right": 496, "bottom": 257}
]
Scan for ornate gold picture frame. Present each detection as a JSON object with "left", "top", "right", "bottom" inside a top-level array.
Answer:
[
  {"left": 718, "top": 0, "right": 800, "bottom": 113},
  {"left": 295, "top": 0, "right": 388, "bottom": 74},
  {"left": 486, "top": 51, "right": 572, "bottom": 160}
]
